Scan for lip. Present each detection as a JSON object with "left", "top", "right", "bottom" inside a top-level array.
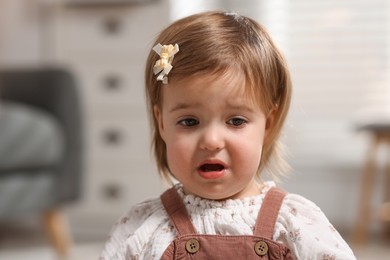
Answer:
[{"left": 196, "top": 159, "right": 228, "bottom": 180}]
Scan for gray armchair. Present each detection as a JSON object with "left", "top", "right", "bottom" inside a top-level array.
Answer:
[{"left": 0, "top": 68, "right": 83, "bottom": 256}]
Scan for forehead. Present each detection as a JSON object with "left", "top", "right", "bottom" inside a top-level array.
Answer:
[{"left": 162, "top": 69, "right": 263, "bottom": 110}]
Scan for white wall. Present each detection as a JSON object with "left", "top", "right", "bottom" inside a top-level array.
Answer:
[{"left": 0, "top": 0, "right": 44, "bottom": 66}]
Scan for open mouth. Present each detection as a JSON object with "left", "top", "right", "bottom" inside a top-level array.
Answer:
[
  {"left": 199, "top": 164, "right": 225, "bottom": 172},
  {"left": 197, "top": 161, "right": 227, "bottom": 179}
]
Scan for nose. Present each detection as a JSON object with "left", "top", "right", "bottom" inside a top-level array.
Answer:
[{"left": 199, "top": 124, "right": 224, "bottom": 151}]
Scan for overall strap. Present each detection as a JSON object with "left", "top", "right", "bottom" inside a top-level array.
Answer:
[
  {"left": 254, "top": 187, "right": 287, "bottom": 239},
  {"left": 160, "top": 187, "right": 197, "bottom": 236}
]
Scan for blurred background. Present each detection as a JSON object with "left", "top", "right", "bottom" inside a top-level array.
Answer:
[{"left": 0, "top": 0, "right": 389, "bottom": 259}]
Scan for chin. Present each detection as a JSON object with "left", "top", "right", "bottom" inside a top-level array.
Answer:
[{"left": 196, "top": 188, "right": 237, "bottom": 201}]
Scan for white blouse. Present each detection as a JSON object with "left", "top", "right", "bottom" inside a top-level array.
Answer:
[{"left": 99, "top": 182, "right": 356, "bottom": 260}]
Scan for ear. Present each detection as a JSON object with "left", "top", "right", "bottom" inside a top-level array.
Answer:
[
  {"left": 154, "top": 105, "right": 166, "bottom": 141},
  {"left": 265, "top": 107, "right": 277, "bottom": 134}
]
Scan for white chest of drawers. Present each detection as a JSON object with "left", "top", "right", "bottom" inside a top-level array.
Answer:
[{"left": 50, "top": 0, "right": 170, "bottom": 224}]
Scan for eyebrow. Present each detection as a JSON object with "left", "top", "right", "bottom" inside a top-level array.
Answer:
[
  {"left": 169, "top": 102, "right": 201, "bottom": 113},
  {"left": 227, "top": 103, "right": 256, "bottom": 112},
  {"left": 225, "top": 100, "right": 258, "bottom": 113},
  {"left": 169, "top": 101, "right": 256, "bottom": 113}
]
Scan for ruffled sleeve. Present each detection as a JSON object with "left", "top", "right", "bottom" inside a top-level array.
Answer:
[
  {"left": 275, "top": 193, "right": 356, "bottom": 260},
  {"left": 99, "top": 197, "right": 174, "bottom": 260}
]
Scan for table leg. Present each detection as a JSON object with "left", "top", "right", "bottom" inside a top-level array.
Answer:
[
  {"left": 351, "top": 135, "right": 380, "bottom": 245},
  {"left": 381, "top": 139, "right": 390, "bottom": 240}
]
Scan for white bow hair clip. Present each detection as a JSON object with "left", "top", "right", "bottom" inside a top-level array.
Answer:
[{"left": 152, "top": 43, "right": 179, "bottom": 84}]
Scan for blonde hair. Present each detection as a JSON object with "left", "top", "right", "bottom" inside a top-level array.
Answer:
[{"left": 145, "top": 11, "right": 292, "bottom": 182}]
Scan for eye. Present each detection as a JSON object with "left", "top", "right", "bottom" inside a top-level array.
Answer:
[
  {"left": 177, "top": 118, "right": 199, "bottom": 127},
  {"left": 227, "top": 117, "right": 247, "bottom": 127}
]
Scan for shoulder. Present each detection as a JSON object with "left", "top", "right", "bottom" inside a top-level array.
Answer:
[
  {"left": 275, "top": 191, "right": 356, "bottom": 259},
  {"left": 99, "top": 196, "right": 174, "bottom": 260}
]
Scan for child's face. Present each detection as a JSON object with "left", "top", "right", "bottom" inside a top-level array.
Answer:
[{"left": 154, "top": 71, "right": 271, "bottom": 200}]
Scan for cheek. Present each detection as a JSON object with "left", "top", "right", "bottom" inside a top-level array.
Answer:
[
  {"left": 239, "top": 140, "right": 263, "bottom": 162},
  {"left": 234, "top": 129, "right": 265, "bottom": 166},
  {"left": 165, "top": 134, "right": 195, "bottom": 171}
]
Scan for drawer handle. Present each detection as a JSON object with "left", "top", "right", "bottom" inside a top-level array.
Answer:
[
  {"left": 104, "top": 75, "right": 121, "bottom": 90},
  {"left": 103, "top": 17, "right": 122, "bottom": 35},
  {"left": 103, "top": 129, "right": 122, "bottom": 145},
  {"left": 102, "top": 183, "right": 122, "bottom": 200}
]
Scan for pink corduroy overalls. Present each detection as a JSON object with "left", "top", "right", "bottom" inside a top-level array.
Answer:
[{"left": 160, "top": 187, "right": 292, "bottom": 259}]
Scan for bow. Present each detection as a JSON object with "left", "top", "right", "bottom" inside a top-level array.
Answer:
[{"left": 152, "top": 43, "right": 179, "bottom": 84}]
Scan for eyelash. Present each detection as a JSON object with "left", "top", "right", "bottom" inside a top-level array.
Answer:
[
  {"left": 177, "top": 117, "right": 248, "bottom": 128},
  {"left": 177, "top": 118, "right": 199, "bottom": 127},
  {"left": 227, "top": 117, "right": 248, "bottom": 127}
]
